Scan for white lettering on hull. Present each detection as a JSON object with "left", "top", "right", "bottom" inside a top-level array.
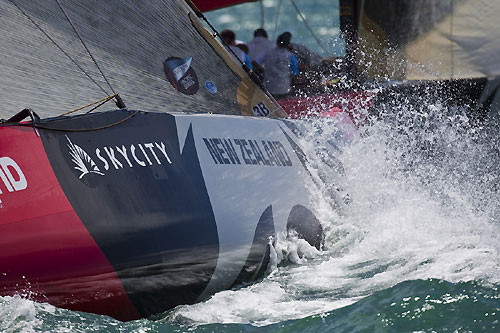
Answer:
[
  {"left": 0, "top": 157, "right": 28, "bottom": 205},
  {"left": 66, "top": 135, "right": 173, "bottom": 180}
]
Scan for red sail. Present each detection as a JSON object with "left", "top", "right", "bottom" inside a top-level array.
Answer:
[{"left": 192, "top": 0, "right": 257, "bottom": 12}]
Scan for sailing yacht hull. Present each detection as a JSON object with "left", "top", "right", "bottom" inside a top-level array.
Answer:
[{"left": 0, "top": 110, "right": 326, "bottom": 320}]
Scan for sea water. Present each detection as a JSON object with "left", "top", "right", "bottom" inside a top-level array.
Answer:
[
  {"left": 2, "top": 1, "right": 500, "bottom": 332},
  {"left": 1, "top": 90, "right": 499, "bottom": 332},
  {"left": 204, "top": 0, "right": 346, "bottom": 58}
]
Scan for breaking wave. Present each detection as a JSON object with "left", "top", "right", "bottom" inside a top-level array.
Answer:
[{"left": 2, "top": 95, "right": 499, "bottom": 332}]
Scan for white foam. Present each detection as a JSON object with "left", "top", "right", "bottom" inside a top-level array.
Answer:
[
  {"left": 0, "top": 295, "right": 40, "bottom": 333},
  {"left": 170, "top": 107, "right": 500, "bottom": 326}
]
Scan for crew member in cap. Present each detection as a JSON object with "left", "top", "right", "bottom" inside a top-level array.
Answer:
[
  {"left": 220, "top": 29, "right": 253, "bottom": 70},
  {"left": 259, "top": 32, "right": 299, "bottom": 98},
  {"left": 247, "top": 28, "right": 274, "bottom": 63}
]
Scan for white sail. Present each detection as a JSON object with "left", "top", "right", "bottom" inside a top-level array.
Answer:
[
  {"left": 0, "top": 0, "right": 281, "bottom": 119},
  {"left": 356, "top": 0, "right": 500, "bottom": 81}
]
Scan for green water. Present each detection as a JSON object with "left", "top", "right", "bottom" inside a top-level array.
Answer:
[
  {"left": 204, "top": 0, "right": 346, "bottom": 57},
  {"left": 2, "top": 280, "right": 498, "bottom": 332}
]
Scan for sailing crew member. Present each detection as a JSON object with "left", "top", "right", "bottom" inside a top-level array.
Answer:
[
  {"left": 247, "top": 28, "right": 274, "bottom": 63},
  {"left": 259, "top": 32, "right": 299, "bottom": 98},
  {"left": 220, "top": 29, "right": 253, "bottom": 70},
  {"left": 246, "top": 28, "right": 274, "bottom": 82}
]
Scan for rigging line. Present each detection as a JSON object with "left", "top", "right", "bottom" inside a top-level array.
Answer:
[
  {"left": 186, "top": 2, "right": 244, "bottom": 67},
  {"left": 190, "top": 13, "right": 248, "bottom": 71},
  {"left": 58, "top": 93, "right": 118, "bottom": 117},
  {"left": 84, "top": 97, "right": 114, "bottom": 114},
  {"left": 450, "top": 0, "right": 454, "bottom": 80},
  {"left": 289, "top": 0, "right": 330, "bottom": 55},
  {"left": 186, "top": 3, "right": 264, "bottom": 89},
  {"left": 259, "top": 0, "right": 265, "bottom": 28},
  {"left": 21, "top": 110, "right": 141, "bottom": 132},
  {"left": 273, "top": 0, "right": 283, "bottom": 40},
  {"left": 54, "top": 0, "right": 117, "bottom": 94},
  {"left": 7, "top": 0, "right": 109, "bottom": 96},
  {"left": 186, "top": 1, "right": 278, "bottom": 116}
]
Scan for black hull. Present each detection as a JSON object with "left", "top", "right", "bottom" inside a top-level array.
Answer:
[{"left": 0, "top": 110, "right": 331, "bottom": 320}]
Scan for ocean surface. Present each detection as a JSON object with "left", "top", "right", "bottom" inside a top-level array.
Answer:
[
  {"left": 204, "top": 0, "right": 346, "bottom": 58},
  {"left": 2, "top": 1, "right": 500, "bottom": 332}
]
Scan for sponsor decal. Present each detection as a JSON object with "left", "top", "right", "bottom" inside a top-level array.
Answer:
[
  {"left": 164, "top": 56, "right": 199, "bottom": 95},
  {"left": 66, "top": 135, "right": 173, "bottom": 180},
  {"left": 252, "top": 102, "right": 271, "bottom": 117},
  {"left": 67, "top": 136, "right": 104, "bottom": 179},
  {"left": 0, "top": 156, "right": 28, "bottom": 206},
  {"left": 205, "top": 81, "right": 217, "bottom": 94},
  {"left": 202, "top": 137, "right": 292, "bottom": 167}
]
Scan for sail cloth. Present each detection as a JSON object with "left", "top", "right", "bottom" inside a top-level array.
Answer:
[
  {"left": 0, "top": 0, "right": 278, "bottom": 119},
  {"left": 355, "top": 0, "right": 500, "bottom": 81}
]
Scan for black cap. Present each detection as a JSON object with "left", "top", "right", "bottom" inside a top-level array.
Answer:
[
  {"left": 254, "top": 28, "right": 268, "bottom": 38},
  {"left": 277, "top": 32, "right": 292, "bottom": 47},
  {"left": 220, "top": 29, "right": 236, "bottom": 44}
]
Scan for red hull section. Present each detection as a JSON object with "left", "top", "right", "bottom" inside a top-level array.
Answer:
[
  {"left": 0, "top": 126, "right": 139, "bottom": 320},
  {"left": 0, "top": 110, "right": 326, "bottom": 320},
  {"left": 192, "top": 0, "right": 256, "bottom": 12}
]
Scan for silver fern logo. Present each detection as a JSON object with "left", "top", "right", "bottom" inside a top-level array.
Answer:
[{"left": 66, "top": 135, "right": 104, "bottom": 179}]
